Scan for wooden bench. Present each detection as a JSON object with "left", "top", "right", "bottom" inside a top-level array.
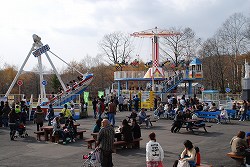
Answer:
[
  {"left": 227, "top": 152, "right": 245, "bottom": 159},
  {"left": 77, "top": 130, "right": 86, "bottom": 139},
  {"left": 84, "top": 138, "right": 96, "bottom": 149},
  {"left": 227, "top": 152, "right": 245, "bottom": 165},
  {"left": 132, "top": 138, "right": 143, "bottom": 148},
  {"left": 113, "top": 138, "right": 143, "bottom": 153},
  {"left": 51, "top": 134, "right": 60, "bottom": 143},
  {"left": 197, "top": 164, "right": 212, "bottom": 167},
  {"left": 34, "top": 131, "right": 44, "bottom": 141},
  {"left": 149, "top": 119, "right": 158, "bottom": 126}
]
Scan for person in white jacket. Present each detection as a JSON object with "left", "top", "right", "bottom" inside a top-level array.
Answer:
[{"left": 146, "top": 132, "right": 164, "bottom": 167}]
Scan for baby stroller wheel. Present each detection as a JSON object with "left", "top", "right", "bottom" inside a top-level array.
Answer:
[{"left": 25, "top": 133, "right": 28, "bottom": 137}]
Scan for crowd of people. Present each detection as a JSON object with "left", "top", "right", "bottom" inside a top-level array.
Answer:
[
  {"left": 1, "top": 93, "right": 250, "bottom": 166},
  {"left": 0, "top": 101, "right": 28, "bottom": 140}
]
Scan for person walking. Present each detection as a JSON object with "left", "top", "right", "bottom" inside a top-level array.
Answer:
[
  {"left": 239, "top": 100, "right": 248, "bottom": 121},
  {"left": 2, "top": 101, "right": 11, "bottom": 127},
  {"left": 146, "top": 132, "right": 164, "bottom": 167},
  {"left": 8, "top": 108, "right": 18, "bottom": 140},
  {"left": 47, "top": 104, "right": 54, "bottom": 126},
  {"left": 92, "top": 98, "right": 98, "bottom": 119},
  {"left": 118, "top": 95, "right": 124, "bottom": 112},
  {"left": 34, "top": 106, "right": 45, "bottom": 131},
  {"left": 70, "top": 104, "right": 75, "bottom": 117},
  {"left": 96, "top": 99, "right": 105, "bottom": 120},
  {"left": 133, "top": 95, "right": 140, "bottom": 112},
  {"left": 0, "top": 101, "right": 4, "bottom": 127},
  {"left": 108, "top": 99, "right": 116, "bottom": 126},
  {"left": 96, "top": 119, "right": 115, "bottom": 167}
]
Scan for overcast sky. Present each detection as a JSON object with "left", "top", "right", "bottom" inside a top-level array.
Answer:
[{"left": 0, "top": 0, "right": 249, "bottom": 71}]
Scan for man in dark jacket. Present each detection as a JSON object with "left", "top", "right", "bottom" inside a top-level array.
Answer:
[{"left": 171, "top": 111, "right": 184, "bottom": 133}]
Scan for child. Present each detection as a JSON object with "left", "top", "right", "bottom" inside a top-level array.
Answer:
[{"left": 195, "top": 146, "right": 201, "bottom": 166}]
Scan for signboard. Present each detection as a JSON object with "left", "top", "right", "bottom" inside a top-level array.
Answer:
[
  {"left": 42, "top": 80, "right": 47, "bottom": 86},
  {"left": 200, "top": 87, "right": 204, "bottom": 91},
  {"left": 140, "top": 91, "right": 151, "bottom": 109},
  {"left": 98, "top": 91, "right": 104, "bottom": 98},
  {"left": 225, "top": 87, "right": 231, "bottom": 93},
  {"left": 32, "top": 44, "right": 50, "bottom": 57},
  {"left": 17, "top": 80, "right": 23, "bottom": 86}
]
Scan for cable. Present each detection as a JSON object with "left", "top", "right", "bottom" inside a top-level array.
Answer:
[{"left": 48, "top": 50, "right": 84, "bottom": 76}]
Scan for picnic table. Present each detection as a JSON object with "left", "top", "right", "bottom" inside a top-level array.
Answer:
[
  {"left": 182, "top": 118, "right": 210, "bottom": 134},
  {"left": 40, "top": 123, "right": 80, "bottom": 141}
]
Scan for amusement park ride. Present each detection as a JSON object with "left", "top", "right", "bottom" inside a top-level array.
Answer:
[
  {"left": 4, "top": 34, "right": 93, "bottom": 118},
  {"left": 114, "top": 27, "right": 203, "bottom": 96}
]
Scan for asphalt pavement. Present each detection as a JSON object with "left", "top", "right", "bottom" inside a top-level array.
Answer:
[{"left": 0, "top": 110, "right": 249, "bottom": 167}]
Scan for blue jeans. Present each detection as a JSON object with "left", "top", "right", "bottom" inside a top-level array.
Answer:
[
  {"left": 2, "top": 116, "right": 8, "bottom": 127},
  {"left": 98, "top": 112, "right": 103, "bottom": 120},
  {"left": 108, "top": 113, "right": 115, "bottom": 126},
  {"left": 240, "top": 113, "right": 247, "bottom": 121}
]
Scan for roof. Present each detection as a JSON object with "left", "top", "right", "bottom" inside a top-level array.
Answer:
[{"left": 189, "top": 58, "right": 202, "bottom": 65}]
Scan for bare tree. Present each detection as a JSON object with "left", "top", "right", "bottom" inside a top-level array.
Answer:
[
  {"left": 217, "top": 13, "right": 250, "bottom": 92},
  {"left": 99, "top": 32, "right": 133, "bottom": 70},
  {"left": 161, "top": 27, "right": 200, "bottom": 68}
]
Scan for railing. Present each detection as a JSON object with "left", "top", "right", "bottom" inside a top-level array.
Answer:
[
  {"left": 114, "top": 71, "right": 146, "bottom": 79},
  {"left": 162, "top": 73, "right": 184, "bottom": 92}
]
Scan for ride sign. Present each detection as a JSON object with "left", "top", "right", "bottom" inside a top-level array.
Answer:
[
  {"left": 42, "top": 80, "right": 47, "bottom": 86},
  {"left": 32, "top": 44, "right": 50, "bottom": 57},
  {"left": 17, "top": 80, "right": 23, "bottom": 86},
  {"left": 225, "top": 87, "right": 231, "bottom": 93}
]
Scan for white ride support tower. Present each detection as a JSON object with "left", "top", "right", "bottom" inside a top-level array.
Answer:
[{"left": 4, "top": 34, "right": 67, "bottom": 102}]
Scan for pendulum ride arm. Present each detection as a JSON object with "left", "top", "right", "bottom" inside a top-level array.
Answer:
[
  {"left": 44, "top": 52, "right": 67, "bottom": 92},
  {"left": 4, "top": 44, "right": 35, "bottom": 97}
]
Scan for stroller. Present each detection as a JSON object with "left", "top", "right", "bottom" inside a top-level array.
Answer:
[
  {"left": 82, "top": 148, "right": 101, "bottom": 167},
  {"left": 14, "top": 120, "right": 28, "bottom": 138}
]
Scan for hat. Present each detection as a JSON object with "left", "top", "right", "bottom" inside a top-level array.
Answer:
[{"left": 246, "top": 132, "right": 250, "bottom": 137}]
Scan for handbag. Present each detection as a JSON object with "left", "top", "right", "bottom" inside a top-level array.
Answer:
[{"left": 177, "top": 160, "right": 190, "bottom": 167}]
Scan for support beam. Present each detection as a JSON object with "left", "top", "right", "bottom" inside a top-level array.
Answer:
[{"left": 5, "top": 44, "right": 35, "bottom": 97}]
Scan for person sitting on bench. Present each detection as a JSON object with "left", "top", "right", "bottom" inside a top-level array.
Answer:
[
  {"left": 138, "top": 108, "right": 150, "bottom": 128},
  {"left": 52, "top": 117, "right": 66, "bottom": 144},
  {"left": 230, "top": 131, "right": 250, "bottom": 165},
  {"left": 128, "top": 109, "right": 137, "bottom": 122},
  {"left": 120, "top": 119, "right": 133, "bottom": 143},
  {"left": 131, "top": 119, "right": 141, "bottom": 140}
]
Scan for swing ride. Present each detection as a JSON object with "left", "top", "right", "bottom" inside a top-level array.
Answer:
[
  {"left": 114, "top": 27, "right": 203, "bottom": 96},
  {"left": 5, "top": 34, "right": 93, "bottom": 119}
]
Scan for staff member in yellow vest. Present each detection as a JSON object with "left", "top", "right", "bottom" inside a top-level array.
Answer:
[{"left": 61, "top": 104, "right": 72, "bottom": 121}]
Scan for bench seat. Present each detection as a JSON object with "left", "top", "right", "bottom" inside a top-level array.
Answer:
[
  {"left": 84, "top": 138, "right": 96, "bottom": 149},
  {"left": 113, "top": 138, "right": 143, "bottom": 153},
  {"left": 197, "top": 164, "right": 212, "bottom": 167},
  {"left": 77, "top": 130, "right": 86, "bottom": 139},
  {"left": 227, "top": 152, "right": 245, "bottom": 159},
  {"left": 34, "top": 131, "right": 44, "bottom": 141}
]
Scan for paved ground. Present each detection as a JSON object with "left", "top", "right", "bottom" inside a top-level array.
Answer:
[{"left": 0, "top": 110, "right": 249, "bottom": 167}]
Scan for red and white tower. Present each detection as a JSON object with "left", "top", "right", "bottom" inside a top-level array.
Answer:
[{"left": 131, "top": 27, "right": 180, "bottom": 90}]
